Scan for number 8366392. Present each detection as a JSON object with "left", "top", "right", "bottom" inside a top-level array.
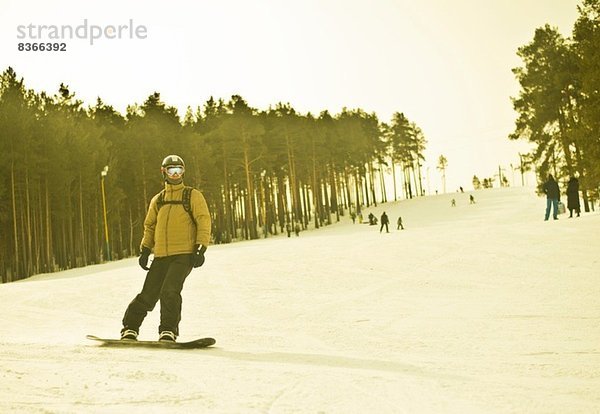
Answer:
[{"left": 18, "top": 42, "right": 67, "bottom": 51}]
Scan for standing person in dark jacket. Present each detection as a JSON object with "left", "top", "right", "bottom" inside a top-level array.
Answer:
[
  {"left": 567, "top": 176, "right": 581, "bottom": 218},
  {"left": 380, "top": 212, "right": 390, "bottom": 233},
  {"left": 543, "top": 174, "right": 561, "bottom": 221},
  {"left": 120, "top": 155, "right": 211, "bottom": 342}
]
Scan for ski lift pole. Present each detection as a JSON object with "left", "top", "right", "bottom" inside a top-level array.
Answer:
[{"left": 100, "top": 166, "right": 111, "bottom": 261}]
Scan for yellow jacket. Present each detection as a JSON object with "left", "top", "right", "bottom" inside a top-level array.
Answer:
[{"left": 141, "top": 182, "right": 211, "bottom": 257}]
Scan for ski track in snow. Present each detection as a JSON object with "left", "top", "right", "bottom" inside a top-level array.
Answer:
[{"left": 1, "top": 187, "right": 599, "bottom": 413}]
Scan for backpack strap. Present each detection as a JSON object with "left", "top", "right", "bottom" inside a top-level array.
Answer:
[
  {"left": 182, "top": 186, "right": 196, "bottom": 226},
  {"left": 155, "top": 187, "right": 196, "bottom": 226}
]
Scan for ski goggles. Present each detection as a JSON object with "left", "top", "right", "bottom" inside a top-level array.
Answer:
[{"left": 164, "top": 166, "right": 184, "bottom": 176}]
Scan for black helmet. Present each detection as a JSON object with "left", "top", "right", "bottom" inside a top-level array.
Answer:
[{"left": 161, "top": 155, "right": 185, "bottom": 184}]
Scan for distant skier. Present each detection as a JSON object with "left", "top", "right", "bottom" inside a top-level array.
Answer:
[
  {"left": 469, "top": 194, "right": 475, "bottom": 204},
  {"left": 566, "top": 176, "right": 580, "bottom": 218},
  {"left": 396, "top": 216, "right": 404, "bottom": 230},
  {"left": 120, "top": 155, "right": 211, "bottom": 342},
  {"left": 380, "top": 212, "right": 390, "bottom": 233},
  {"left": 286, "top": 223, "right": 292, "bottom": 237},
  {"left": 451, "top": 198, "right": 456, "bottom": 207},
  {"left": 543, "top": 174, "right": 561, "bottom": 221},
  {"left": 294, "top": 223, "right": 301, "bottom": 236}
]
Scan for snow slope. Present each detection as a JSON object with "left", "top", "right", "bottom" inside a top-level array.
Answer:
[{"left": 1, "top": 187, "right": 599, "bottom": 413}]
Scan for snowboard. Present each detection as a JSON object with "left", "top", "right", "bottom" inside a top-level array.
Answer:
[{"left": 86, "top": 334, "right": 216, "bottom": 349}]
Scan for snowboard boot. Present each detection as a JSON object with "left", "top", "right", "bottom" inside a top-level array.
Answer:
[
  {"left": 121, "top": 329, "right": 138, "bottom": 341},
  {"left": 159, "top": 331, "right": 177, "bottom": 342}
]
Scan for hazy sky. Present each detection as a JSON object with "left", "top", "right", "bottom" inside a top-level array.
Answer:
[{"left": 1, "top": 0, "right": 581, "bottom": 192}]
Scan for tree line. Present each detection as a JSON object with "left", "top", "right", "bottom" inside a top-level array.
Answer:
[
  {"left": 0, "top": 68, "right": 427, "bottom": 282},
  {"left": 511, "top": 0, "right": 600, "bottom": 209}
]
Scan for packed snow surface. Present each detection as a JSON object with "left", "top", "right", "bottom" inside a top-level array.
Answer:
[{"left": 1, "top": 187, "right": 599, "bottom": 413}]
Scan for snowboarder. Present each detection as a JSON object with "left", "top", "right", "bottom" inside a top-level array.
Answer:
[
  {"left": 396, "top": 216, "right": 404, "bottom": 230},
  {"left": 120, "top": 155, "right": 211, "bottom": 342},
  {"left": 380, "top": 212, "right": 390, "bottom": 233},
  {"left": 566, "top": 176, "right": 581, "bottom": 218},
  {"left": 543, "top": 174, "right": 561, "bottom": 221}
]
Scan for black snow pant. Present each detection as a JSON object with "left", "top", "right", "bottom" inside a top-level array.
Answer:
[{"left": 122, "top": 254, "right": 193, "bottom": 336}]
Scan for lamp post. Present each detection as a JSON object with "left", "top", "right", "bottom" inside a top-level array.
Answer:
[
  {"left": 518, "top": 153, "right": 525, "bottom": 187},
  {"left": 100, "top": 166, "right": 111, "bottom": 261}
]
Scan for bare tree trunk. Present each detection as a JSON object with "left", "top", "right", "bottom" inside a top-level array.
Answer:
[
  {"left": 223, "top": 156, "right": 233, "bottom": 243},
  {"left": 286, "top": 130, "right": 301, "bottom": 224},
  {"left": 368, "top": 162, "right": 377, "bottom": 206},
  {"left": 25, "top": 169, "right": 33, "bottom": 277},
  {"left": 66, "top": 184, "right": 75, "bottom": 267},
  {"left": 404, "top": 165, "right": 413, "bottom": 199},
  {"left": 276, "top": 172, "right": 286, "bottom": 231},
  {"left": 259, "top": 174, "right": 267, "bottom": 238},
  {"left": 242, "top": 143, "right": 258, "bottom": 240},
  {"left": 45, "top": 177, "right": 53, "bottom": 271},
  {"left": 391, "top": 160, "right": 398, "bottom": 201},
  {"left": 328, "top": 164, "right": 338, "bottom": 222},
  {"left": 79, "top": 173, "right": 87, "bottom": 265},
  {"left": 312, "top": 157, "right": 320, "bottom": 229},
  {"left": 412, "top": 164, "right": 419, "bottom": 199},
  {"left": 417, "top": 161, "right": 424, "bottom": 196},
  {"left": 353, "top": 172, "right": 362, "bottom": 214},
  {"left": 302, "top": 183, "right": 310, "bottom": 227},
  {"left": 379, "top": 163, "right": 387, "bottom": 202},
  {"left": 11, "top": 160, "right": 19, "bottom": 280},
  {"left": 141, "top": 148, "right": 148, "bottom": 205},
  {"left": 129, "top": 207, "right": 134, "bottom": 255},
  {"left": 363, "top": 166, "right": 370, "bottom": 207}
]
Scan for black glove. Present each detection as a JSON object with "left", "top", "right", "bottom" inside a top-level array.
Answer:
[
  {"left": 191, "top": 245, "right": 206, "bottom": 268},
  {"left": 138, "top": 246, "right": 151, "bottom": 270}
]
